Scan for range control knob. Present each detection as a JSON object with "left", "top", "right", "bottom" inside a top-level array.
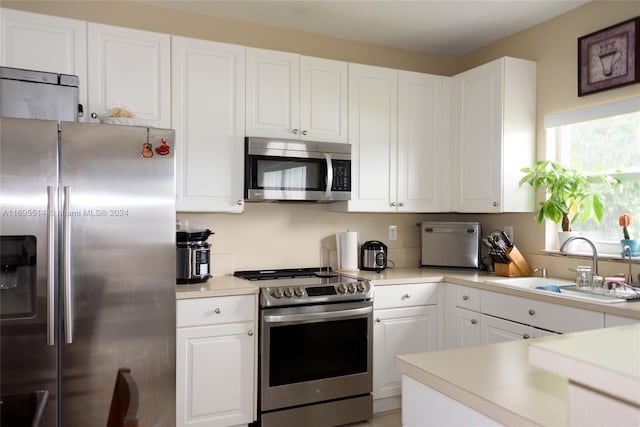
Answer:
[
  {"left": 271, "top": 288, "right": 283, "bottom": 299},
  {"left": 294, "top": 287, "right": 304, "bottom": 297},
  {"left": 283, "top": 287, "right": 293, "bottom": 298},
  {"left": 347, "top": 284, "right": 356, "bottom": 294},
  {"left": 356, "top": 283, "right": 366, "bottom": 293},
  {"left": 337, "top": 284, "right": 347, "bottom": 294}
]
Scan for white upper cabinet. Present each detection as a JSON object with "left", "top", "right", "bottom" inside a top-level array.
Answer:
[
  {"left": 450, "top": 56, "right": 536, "bottom": 213},
  {"left": 299, "top": 55, "right": 348, "bottom": 142},
  {"left": 87, "top": 23, "right": 170, "bottom": 128},
  {"left": 334, "top": 64, "right": 448, "bottom": 212},
  {"left": 0, "top": 8, "right": 87, "bottom": 117},
  {"left": 246, "top": 48, "right": 347, "bottom": 142},
  {"left": 172, "top": 36, "right": 245, "bottom": 212},
  {"left": 397, "top": 71, "right": 448, "bottom": 212},
  {"left": 341, "top": 63, "right": 397, "bottom": 212}
]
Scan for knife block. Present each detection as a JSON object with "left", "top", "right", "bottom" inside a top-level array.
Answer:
[{"left": 494, "top": 246, "right": 532, "bottom": 277}]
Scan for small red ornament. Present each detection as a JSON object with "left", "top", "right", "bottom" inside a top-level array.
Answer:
[{"left": 155, "top": 138, "right": 170, "bottom": 156}]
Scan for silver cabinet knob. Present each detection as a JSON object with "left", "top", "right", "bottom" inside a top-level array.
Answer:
[
  {"left": 214, "top": 308, "right": 221, "bottom": 314},
  {"left": 237, "top": 200, "right": 243, "bottom": 205},
  {"left": 471, "top": 319, "right": 477, "bottom": 325},
  {"left": 292, "top": 129, "right": 299, "bottom": 134},
  {"left": 528, "top": 309, "right": 535, "bottom": 316},
  {"left": 462, "top": 295, "right": 469, "bottom": 301},
  {"left": 248, "top": 330, "right": 254, "bottom": 336},
  {"left": 398, "top": 202, "right": 405, "bottom": 207},
  {"left": 523, "top": 334, "right": 531, "bottom": 339},
  {"left": 302, "top": 130, "right": 308, "bottom": 135},
  {"left": 90, "top": 112, "right": 98, "bottom": 119},
  {"left": 390, "top": 202, "right": 397, "bottom": 207},
  {"left": 402, "top": 293, "right": 411, "bottom": 300},
  {"left": 493, "top": 201, "right": 499, "bottom": 207},
  {"left": 375, "top": 317, "right": 381, "bottom": 323}
]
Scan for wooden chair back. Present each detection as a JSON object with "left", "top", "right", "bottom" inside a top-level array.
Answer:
[{"left": 106, "top": 367, "right": 140, "bottom": 427}]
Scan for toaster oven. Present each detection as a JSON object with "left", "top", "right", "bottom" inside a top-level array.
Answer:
[{"left": 420, "top": 221, "right": 481, "bottom": 269}]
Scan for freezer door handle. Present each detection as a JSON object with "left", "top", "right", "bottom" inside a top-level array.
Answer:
[
  {"left": 47, "top": 186, "right": 56, "bottom": 346},
  {"left": 63, "top": 186, "right": 74, "bottom": 344}
]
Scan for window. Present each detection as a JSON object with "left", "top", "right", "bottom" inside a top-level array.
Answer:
[{"left": 545, "top": 97, "right": 640, "bottom": 254}]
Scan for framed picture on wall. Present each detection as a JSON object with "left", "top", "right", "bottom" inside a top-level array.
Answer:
[{"left": 578, "top": 17, "right": 639, "bottom": 96}]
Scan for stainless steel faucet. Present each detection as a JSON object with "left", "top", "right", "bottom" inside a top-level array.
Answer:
[
  {"left": 622, "top": 245, "right": 634, "bottom": 285},
  {"left": 559, "top": 236, "right": 599, "bottom": 276}
]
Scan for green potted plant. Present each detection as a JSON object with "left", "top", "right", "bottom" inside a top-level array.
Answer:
[{"left": 519, "top": 161, "right": 612, "bottom": 244}]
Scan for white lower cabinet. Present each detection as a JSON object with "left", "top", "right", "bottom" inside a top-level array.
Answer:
[
  {"left": 480, "top": 314, "right": 556, "bottom": 344},
  {"left": 452, "top": 307, "right": 482, "bottom": 347},
  {"left": 480, "top": 289, "right": 604, "bottom": 333},
  {"left": 372, "top": 283, "right": 439, "bottom": 411},
  {"left": 176, "top": 295, "right": 257, "bottom": 427}
]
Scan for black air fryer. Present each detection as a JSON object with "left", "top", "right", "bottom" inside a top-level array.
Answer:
[{"left": 360, "top": 240, "right": 388, "bottom": 271}]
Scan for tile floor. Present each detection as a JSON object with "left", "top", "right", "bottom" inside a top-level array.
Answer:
[{"left": 345, "top": 409, "right": 401, "bottom": 427}]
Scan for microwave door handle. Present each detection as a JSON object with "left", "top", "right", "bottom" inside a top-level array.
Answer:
[{"left": 325, "top": 153, "right": 333, "bottom": 198}]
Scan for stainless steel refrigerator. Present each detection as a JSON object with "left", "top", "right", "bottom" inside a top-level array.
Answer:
[{"left": 0, "top": 117, "right": 176, "bottom": 426}]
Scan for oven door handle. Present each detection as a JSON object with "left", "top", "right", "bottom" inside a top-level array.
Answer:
[{"left": 263, "top": 305, "right": 372, "bottom": 324}]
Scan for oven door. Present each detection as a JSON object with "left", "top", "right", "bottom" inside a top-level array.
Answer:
[{"left": 260, "top": 300, "right": 373, "bottom": 412}]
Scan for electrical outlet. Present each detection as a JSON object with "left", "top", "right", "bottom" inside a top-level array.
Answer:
[
  {"left": 503, "top": 225, "right": 514, "bottom": 243},
  {"left": 388, "top": 225, "right": 398, "bottom": 241}
]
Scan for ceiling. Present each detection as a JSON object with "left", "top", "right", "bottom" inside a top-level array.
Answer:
[{"left": 144, "top": 0, "right": 588, "bottom": 56}]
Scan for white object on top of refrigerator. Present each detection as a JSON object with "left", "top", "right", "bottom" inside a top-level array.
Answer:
[{"left": 0, "top": 117, "right": 176, "bottom": 426}]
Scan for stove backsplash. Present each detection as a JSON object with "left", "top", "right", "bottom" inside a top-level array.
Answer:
[{"left": 177, "top": 203, "right": 538, "bottom": 276}]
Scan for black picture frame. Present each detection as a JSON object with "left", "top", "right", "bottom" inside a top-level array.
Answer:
[{"left": 578, "top": 17, "right": 639, "bottom": 96}]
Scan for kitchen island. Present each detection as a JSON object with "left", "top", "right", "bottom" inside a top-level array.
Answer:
[{"left": 395, "top": 324, "right": 640, "bottom": 426}]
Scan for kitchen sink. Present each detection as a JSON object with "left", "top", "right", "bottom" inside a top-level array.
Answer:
[{"left": 486, "top": 277, "right": 638, "bottom": 304}]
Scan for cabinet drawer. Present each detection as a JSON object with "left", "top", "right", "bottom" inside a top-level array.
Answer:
[
  {"left": 374, "top": 283, "right": 438, "bottom": 309},
  {"left": 481, "top": 291, "right": 603, "bottom": 333},
  {"left": 177, "top": 295, "right": 255, "bottom": 328},
  {"left": 455, "top": 285, "right": 480, "bottom": 311}
]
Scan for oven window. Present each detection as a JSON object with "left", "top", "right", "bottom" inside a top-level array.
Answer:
[
  {"left": 254, "top": 157, "right": 326, "bottom": 191},
  {"left": 269, "top": 317, "right": 368, "bottom": 386}
]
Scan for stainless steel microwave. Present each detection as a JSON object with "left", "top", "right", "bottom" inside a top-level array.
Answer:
[{"left": 245, "top": 137, "right": 351, "bottom": 202}]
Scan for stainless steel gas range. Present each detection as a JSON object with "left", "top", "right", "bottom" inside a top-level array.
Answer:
[{"left": 234, "top": 267, "right": 374, "bottom": 427}]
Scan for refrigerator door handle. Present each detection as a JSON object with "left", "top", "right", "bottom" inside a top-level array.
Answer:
[
  {"left": 63, "top": 186, "right": 74, "bottom": 344},
  {"left": 47, "top": 186, "right": 56, "bottom": 346}
]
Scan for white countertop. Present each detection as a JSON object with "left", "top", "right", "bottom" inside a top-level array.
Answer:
[
  {"left": 175, "top": 275, "right": 258, "bottom": 299},
  {"left": 395, "top": 336, "right": 569, "bottom": 426},
  {"left": 174, "top": 267, "right": 640, "bottom": 320},
  {"left": 355, "top": 267, "right": 640, "bottom": 319},
  {"left": 396, "top": 324, "right": 640, "bottom": 426},
  {"left": 529, "top": 324, "right": 640, "bottom": 406}
]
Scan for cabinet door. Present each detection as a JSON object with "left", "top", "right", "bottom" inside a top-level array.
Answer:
[
  {"left": 87, "top": 23, "right": 170, "bottom": 128},
  {"left": 176, "top": 322, "right": 255, "bottom": 427},
  {"left": 172, "top": 36, "right": 245, "bottom": 212},
  {"left": 373, "top": 305, "right": 437, "bottom": 399},
  {"left": 347, "top": 63, "right": 397, "bottom": 212},
  {"left": 450, "top": 59, "right": 503, "bottom": 212},
  {"left": 299, "top": 56, "right": 348, "bottom": 143},
  {"left": 0, "top": 8, "right": 87, "bottom": 118},
  {"left": 397, "top": 71, "right": 447, "bottom": 212},
  {"left": 480, "top": 314, "right": 532, "bottom": 344},
  {"left": 246, "top": 48, "right": 299, "bottom": 138},
  {"left": 453, "top": 307, "right": 481, "bottom": 348}
]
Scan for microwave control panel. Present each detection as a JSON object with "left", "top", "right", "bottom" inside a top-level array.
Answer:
[{"left": 332, "top": 160, "right": 351, "bottom": 191}]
